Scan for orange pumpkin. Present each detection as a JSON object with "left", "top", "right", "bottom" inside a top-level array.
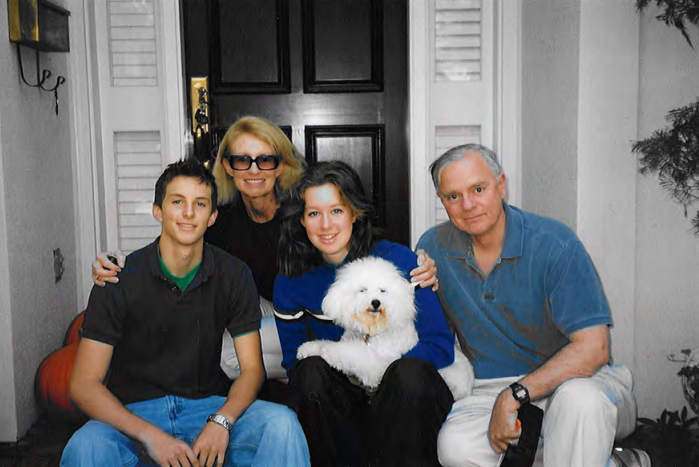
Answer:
[
  {"left": 63, "top": 311, "right": 85, "bottom": 346},
  {"left": 34, "top": 341, "right": 86, "bottom": 422}
]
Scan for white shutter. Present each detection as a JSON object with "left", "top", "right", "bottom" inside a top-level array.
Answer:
[
  {"left": 108, "top": 0, "right": 158, "bottom": 86},
  {"left": 91, "top": 0, "right": 184, "bottom": 256},
  {"left": 430, "top": 0, "right": 493, "bottom": 227},
  {"left": 435, "top": 0, "right": 482, "bottom": 81},
  {"left": 410, "top": 0, "right": 520, "bottom": 245},
  {"left": 115, "top": 132, "right": 161, "bottom": 254}
]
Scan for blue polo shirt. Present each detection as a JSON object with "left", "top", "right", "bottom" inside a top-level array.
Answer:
[{"left": 417, "top": 203, "right": 612, "bottom": 379}]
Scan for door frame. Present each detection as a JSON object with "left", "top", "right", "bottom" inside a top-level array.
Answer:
[{"left": 68, "top": 0, "right": 101, "bottom": 308}]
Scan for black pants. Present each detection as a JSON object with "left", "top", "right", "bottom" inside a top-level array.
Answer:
[{"left": 287, "top": 356, "right": 454, "bottom": 467}]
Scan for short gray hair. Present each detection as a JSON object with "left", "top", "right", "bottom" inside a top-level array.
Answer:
[{"left": 429, "top": 144, "right": 503, "bottom": 191}]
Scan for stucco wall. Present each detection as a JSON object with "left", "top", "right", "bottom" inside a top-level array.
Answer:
[
  {"left": 575, "top": 0, "right": 640, "bottom": 384},
  {"left": 520, "top": 0, "right": 580, "bottom": 230},
  {"left": 635, "top": 13, "right": 699, "bottom": 418},
  {"left": 0, "top": 0, "right": 78, "bottom": 441},
  {"left": 519, "top": 0, "right": 681, "bottom": 418}
]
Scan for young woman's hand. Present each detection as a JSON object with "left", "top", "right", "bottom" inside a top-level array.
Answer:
[
  {"left": 410, "top": 249, "right": 439, "bottom": 292},
  {"left": 91, "top": 252, "right": 126, "bottom": 287}
]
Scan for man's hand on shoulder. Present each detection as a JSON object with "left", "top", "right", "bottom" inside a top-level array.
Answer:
[
  {"left": 140, "top": 426, "right": 200, "bottom": 467},
  {"left": 488, "top": 388, "right": 522, "bottom": 454},
  {"left": 193, "top": 420, "right": 231, "bottom": 467}
]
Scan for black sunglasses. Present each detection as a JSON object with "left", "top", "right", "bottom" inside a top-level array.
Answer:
[{"left": 223, "top": 150, "right": 282, "bottom": 171}]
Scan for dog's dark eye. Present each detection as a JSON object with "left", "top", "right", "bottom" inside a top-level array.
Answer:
[
  {"left": 360, "top": 287, "right": 367, "bottom": 293},
  {"left": 380, "top": 288, "right": 386, "bottom": 293}
]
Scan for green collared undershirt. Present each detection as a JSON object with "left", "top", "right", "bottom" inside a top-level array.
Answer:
[{"left": 158, "top": 250, "right": 200, "bottom": 291}]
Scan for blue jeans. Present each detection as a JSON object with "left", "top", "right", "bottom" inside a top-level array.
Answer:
[{"left": 60, "top": 395, "right": 310, "bottom": 467}]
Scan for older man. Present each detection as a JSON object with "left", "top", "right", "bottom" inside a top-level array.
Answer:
[{"left": 417, "top": 144, "right": 640, "bottom": 467}]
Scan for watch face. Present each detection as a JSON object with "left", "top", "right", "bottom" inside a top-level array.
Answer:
[{"left": 511, "top": 383, "right": 529, "bottom": 403}]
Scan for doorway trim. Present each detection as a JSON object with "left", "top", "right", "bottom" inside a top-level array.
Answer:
[{"left": 68, "top": 0, "right": 100, "bottom": 307}]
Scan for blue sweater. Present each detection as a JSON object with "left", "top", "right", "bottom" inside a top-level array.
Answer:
[{"left": 273, "top": 240, "right": 455, "bottom": 374}]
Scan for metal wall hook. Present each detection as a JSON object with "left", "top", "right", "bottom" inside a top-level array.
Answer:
[
  {"left": 15, "top": 44, "right": 66, "bottom": 115},
  {"left": 41, "top": 74, "right": 65, "bottom": 93}
]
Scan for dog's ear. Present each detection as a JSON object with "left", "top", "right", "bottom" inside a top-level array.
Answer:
[{"left": 321, "top": 277, "right": 344, "bottom": 319}]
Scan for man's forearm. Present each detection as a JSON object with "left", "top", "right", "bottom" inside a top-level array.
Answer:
[{"left": 518, "top": 325, "right": 609, "bottom": 401}]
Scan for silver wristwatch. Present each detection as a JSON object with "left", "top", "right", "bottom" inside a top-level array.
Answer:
[{"left": 207, "top": 413, "right": 233, "bottom": 433}]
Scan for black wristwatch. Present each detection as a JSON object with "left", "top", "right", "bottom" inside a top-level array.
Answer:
[{"left": 509, "top": 382, "right": 531, "bottom": 405}]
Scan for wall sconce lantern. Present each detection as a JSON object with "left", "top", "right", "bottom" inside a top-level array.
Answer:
[{"left": 7, "top": 0, "right": 70, "bottom": 115}]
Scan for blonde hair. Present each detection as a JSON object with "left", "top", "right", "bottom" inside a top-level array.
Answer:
[{"left": 212, "top": 116, "right": 306, "bottom": 204}]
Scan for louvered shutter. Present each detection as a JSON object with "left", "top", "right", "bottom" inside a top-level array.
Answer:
[
  {"left": 109, "top": 0, "right": 158, "bottom": 87},
  {"left": 431, "top": 0, "right": 494, "bottom": 226},
  {"left": 92, "top": 0, "right": 183, "bottom": 255},
  {"left": 115, "top": 132, "right": 161, "bottom": 254}
]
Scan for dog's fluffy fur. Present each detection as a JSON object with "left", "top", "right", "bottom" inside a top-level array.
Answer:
[{"left": 297, "top": 256, "right": 474, "bottom": 400}]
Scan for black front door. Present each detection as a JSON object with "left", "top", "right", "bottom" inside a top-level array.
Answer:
[{"left": 182, "top": 0, "right": 410, "bottom": 245}]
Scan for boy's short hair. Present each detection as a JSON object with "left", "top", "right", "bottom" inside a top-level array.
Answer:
[{"left": 154, "top": 158, "right": 218, "bottom": 210}]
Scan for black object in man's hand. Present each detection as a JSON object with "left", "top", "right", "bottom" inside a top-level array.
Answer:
[{"left": 499, "top": 403, "right": 544, "bottom": 467}]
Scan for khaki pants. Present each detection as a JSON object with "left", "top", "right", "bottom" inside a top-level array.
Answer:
[{"left": 438, "top": 365, "right": 637, "bottom": 467}]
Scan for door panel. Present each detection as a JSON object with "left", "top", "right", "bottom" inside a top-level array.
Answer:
[
  {"left": 211, "top": 0, "right": 290, "bottom": 93},
  {"left": 302, "top": 0, "right": 383, "bottom": 92},
  {"left": 305, "top": 125, "right": 385, "bottom": 221},
  {"left": 183, "top": 0, "right": 408, "bottom": 245}
]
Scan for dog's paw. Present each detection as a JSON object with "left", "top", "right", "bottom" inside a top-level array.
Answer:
[
  {"left": 439, "top": 344, "right": 475, "bottom": 400},
  {"left": 350, "top": 362, "right": 389, "bottom": 389},
  {"left": 358, "top": 372, "right": 383, "bottom": 389},
  {"left": 297, "top": 340, "right": 324, "bottom": 360}
]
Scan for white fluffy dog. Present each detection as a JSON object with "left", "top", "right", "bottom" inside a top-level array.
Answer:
[{"left": 297, "top": 256, "right": 474, "bottom": 400}]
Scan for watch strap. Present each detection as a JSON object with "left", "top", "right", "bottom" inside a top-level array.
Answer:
[{"left": 207, "top": 413, "right": 233, "bottom": 433}]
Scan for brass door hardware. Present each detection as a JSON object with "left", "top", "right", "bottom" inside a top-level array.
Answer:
[{"left": 190, "top": 77, "right": 209, "bottom": 136}]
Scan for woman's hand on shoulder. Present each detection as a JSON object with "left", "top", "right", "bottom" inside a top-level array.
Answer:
[
  {"left": 410, "top": 249, "right": 439, "bottom": 292},
  {"left": 91, "top": 252, "right": 125, "bottom": 287}
]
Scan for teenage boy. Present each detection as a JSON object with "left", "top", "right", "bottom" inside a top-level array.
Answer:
[{"left": 61, "top": 159, "right": 310, "bottom": 467}]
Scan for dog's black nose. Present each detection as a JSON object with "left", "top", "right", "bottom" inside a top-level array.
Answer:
[{"left": 371, "top": 299, "right": 381, "bottom": 311}]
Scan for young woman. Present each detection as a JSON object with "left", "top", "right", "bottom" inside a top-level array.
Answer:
[
  {"left": 274, "top": 161, "right": 455, "bottom": 467},
  {"left": 91, "top": 117, "right": 438, "bottom": 383}
]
